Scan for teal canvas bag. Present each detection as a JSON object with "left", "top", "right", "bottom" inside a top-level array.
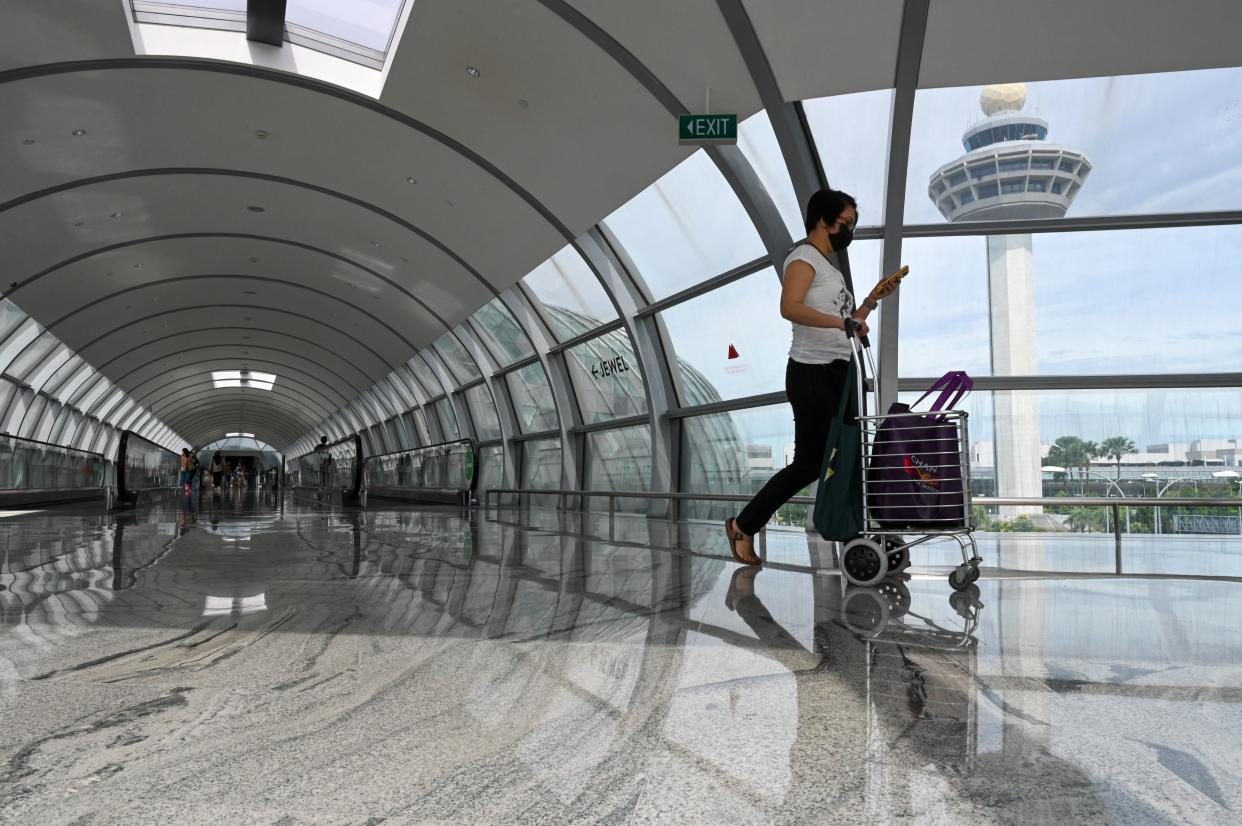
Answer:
[{"left": 812, "top": 360, "right": 864, "bottom": 541}]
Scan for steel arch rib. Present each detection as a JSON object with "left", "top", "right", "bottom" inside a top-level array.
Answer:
[
  {"left": 112, "top": 341, "right": 365, "bottom": 398},
  {"left": 46, "top": 273, "right": 421, "bottom": 352},
  {"left": 0, "top": 58, "right": 577, "bottom": 238},
  {"left": 133, "top": 361, "right": 350, "bottom": 413},
  {"left": 146, "top": 387, "right": 334, "bottom": 427},
  {"left": 2, "top": 232, "right": 452, "bottom": 331},
  {"left": 71, "top": 303, "right": 395, "bottom": 372},
  {"left": 0, "top": 168, "right": 499, "bottom": 300}
]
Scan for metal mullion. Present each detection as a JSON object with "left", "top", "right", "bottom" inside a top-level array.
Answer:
[
  {"left": 897, "top": 373, "right": 1242, "bottom": 392},
  {"left": 580, "top": 227, "right": 679, "bottom": 520},
  {"left": 507, "top": 428, "right": 561, "bottom": 444},
  {"left": 666, "top": 391, "right": 788, "bottom": 421},
  {"left": 493, "top": 355, "right": 540, "bottom": 379},
  {"left": 633, "top": 256, "right": 772, "bottom": 319},
  {"left": 546, "top": 319, "right": 627, "bottom": 355},
  {"left": 899, "top": 209, "right": 1242, "bottom": 238},
  {"left": 570, "top": 415, "right": 650, "bottom": 436},
  {"left": 877, "top": 0, "right": 932, "bottom": 413}
]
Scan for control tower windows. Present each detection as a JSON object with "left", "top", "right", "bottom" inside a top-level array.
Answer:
[
  {"left": 1051, "top": 182, "right": 1065, "bottom": 194},
  {"left": 957, "top": 191, "right": 976, "bottom": 205},
  {"left": 1059, "top": 158, "right": 1079, "bottom": 173},
  {"left": 1031, "top": 157, "right": 1056, "bottom": 170},
  {"left": 977, "top": 182, "right": 999, "bottom": 199},
  {"left": 1028, "top": 180, "right": 1048, "bottom": 192},
  {"left": 998, "top": 158, "right": 1029, "bottom": 172},
  {"left": 969, "top": 163, "right": 997, "bottom": 179},
  {"left": 948, "top": 170, "right": 967, "bottom": 187},
  {"left": 1001, "top": 179, "right": 1026, "bottom": 194},
  {"left": 963, "top": 122, "right": 1048, "bottom": 151}
]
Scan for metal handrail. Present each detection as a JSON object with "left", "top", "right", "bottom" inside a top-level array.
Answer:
[
  {"left": 365, "top": 437, "right": 476, "bottom": 459},
  {"left": 0, "top": 432, "right": 106, "bottom": 459},
  {"left": 483, "top": 487, "right": 1242, "bottom": 571}
]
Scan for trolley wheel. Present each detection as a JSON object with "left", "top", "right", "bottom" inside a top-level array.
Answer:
[
  {"left": 842, "top": 537, "right": 889, "bottom": 587},
  {"left": 842, "top": 587, "right": 890, "bottom": 637},
  {"left": 949, "top": 584, "right": 983, "bottom": 619},
  {"left": 874, "top": 578, "right": 911, "bottom": 620},
  {"left": 949, "top": 562, "right": 978, "bottom": 591}
]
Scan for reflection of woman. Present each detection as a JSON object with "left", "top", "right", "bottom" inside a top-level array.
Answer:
[{"left": 726, "top": 189, "right": 896, "bottom": 565}]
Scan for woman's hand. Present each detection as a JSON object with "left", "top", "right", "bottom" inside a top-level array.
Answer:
[
  {"left": 851, "top": 318, "right": 870, "bottom": 338},
  {"left": 870, "top": 277, "right": 899, "bottom": 302}
]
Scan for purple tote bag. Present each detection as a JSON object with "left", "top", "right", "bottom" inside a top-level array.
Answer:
[{"left": 869, "top": 371, "right": 972, "bottom": 529}]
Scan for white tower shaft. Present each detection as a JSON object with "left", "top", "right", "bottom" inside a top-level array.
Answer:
[{"left": 987, "top": 234, "right": 1043, "bottom": 515}]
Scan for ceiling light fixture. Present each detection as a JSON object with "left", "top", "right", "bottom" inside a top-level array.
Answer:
[
  {"left": 243, "top": 290, "right": 257, "bottom": 295},
  {"left": 517, "top": 99, "right": 529, "bottom": 109},
  {"left": 110, "top": 211, "right": 124, "bottom": 218},
  {"left": 247, "top": 205, "right": 265, "bottom": 213},
  {"left": 254, "top": 129, "right": 269, "bottom": 140},
  {"left": 405, "top": 176, "right": 417, "bottom": 184},
  {"left": 134, "top": 263, "right": 143, "bottom": 268},
  {"left": 466, "top": 66, "right": 480, "bottom": 78},
  {"left": 21, "top": 139, "right": 35, "bottom": 146},
  {"left": 371, "top": 241, "right": 383, "bottom": 248},
  {"left": 248, "top": 257, "right": 260, "bottom": 263},
  {"left": 72, "top": 129, "right": 87, "bottom": 136}
]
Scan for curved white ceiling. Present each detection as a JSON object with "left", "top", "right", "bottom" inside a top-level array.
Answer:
[{"left": 3, "top": 0, "right": 1240, "bottom": 449}]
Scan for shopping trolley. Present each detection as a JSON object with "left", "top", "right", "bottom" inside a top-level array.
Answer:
[{"left": 838, "top": 317, "right": 982, "bottom": 591}]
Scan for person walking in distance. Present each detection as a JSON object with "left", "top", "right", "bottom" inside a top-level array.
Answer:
[
  {"left": 724, "top": 189, "right": 898, "bottom": 566},
  {"left": 210, "top": 450, "right": 225, "bottom": 491},
  {"left": 179, "top": 448, "right": 194, "bottom": 494}
]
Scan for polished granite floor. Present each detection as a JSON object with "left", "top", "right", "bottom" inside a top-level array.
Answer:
[{"left": 1, "top": 490, "right": 1240, "bottom": 825}]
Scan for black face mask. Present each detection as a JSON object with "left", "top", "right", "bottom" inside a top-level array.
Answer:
[{"left": 828, "top": 224, "right": 854, "bottom": 251}]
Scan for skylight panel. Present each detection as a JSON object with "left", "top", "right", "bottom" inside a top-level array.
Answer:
[{"left": 212, "top": 369, "right": 276, "bottom": 390}]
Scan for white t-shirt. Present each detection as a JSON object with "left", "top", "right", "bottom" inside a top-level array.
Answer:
[{"left": 785, "top": 244, "right": 855, "bottom": 364}]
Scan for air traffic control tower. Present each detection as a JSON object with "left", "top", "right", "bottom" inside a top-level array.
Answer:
[{"left": 928, "top": 83, "right": 1091, "bottom": 514}]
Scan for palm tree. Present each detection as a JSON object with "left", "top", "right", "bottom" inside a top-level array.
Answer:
[
  {"left": 1099, "top": 436, "right": 1137, "bottom": 479},
  {"left": 1046, "top": 436, "right": 1098, "bottom": 494}
]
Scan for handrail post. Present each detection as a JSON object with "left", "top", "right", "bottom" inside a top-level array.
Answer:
[
  {"left": 608, "top": 495, "right": 616, "bottom": 542},
  {"left": 1113, "top": 502, "right": 1123, "bottom": 574}
]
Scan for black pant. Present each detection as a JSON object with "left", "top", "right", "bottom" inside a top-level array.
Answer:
[{"left": 736, "top": 358, "right": 848, "bottom": 534}]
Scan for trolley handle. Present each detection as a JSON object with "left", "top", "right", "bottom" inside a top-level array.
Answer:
[{"left": 843, "top": 316, "right": 871, "bottom": 349}]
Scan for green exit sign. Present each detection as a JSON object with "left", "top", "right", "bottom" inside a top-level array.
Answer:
[{"left": 678, "top": 114, "right": 737, "bottom": 145}]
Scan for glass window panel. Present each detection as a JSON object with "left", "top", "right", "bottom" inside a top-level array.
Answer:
[
  {"left": 521, "top": 437, "right": 562, "bottom": 490},
  {"left": 478, "top": 444, "right": 505, "bottom": 493},
  {"left": 408, "top": 356, "right": 442, "bottom": 397},
  {"left": 418, "top": 406, "right": 442, "bottom": 443},
  {"left": 0, "top": 319, "right": 41, "bottom": 374},
  {"left": 907, "top": 387, "right": 1242, "bottom": 506},
  {"left": 93, "top": 388, "right": 125, "bottom": 420},
  {"left": 0, "top": 299, "right": 28, "bottom": 341},
  {"left": 899, "top": 225, "right": 1242, "bottom": 378},
  {"left": 20, "top": 395, "right": 47, "bottom": 438},
  {"left": 585, "top": 426, "right": 652, "bottom": 512},
  {"left": 681, "top": 404, "right": 803, "bottom": 526},
  {"left": 434, "top": 398, "right": 460, "bottom": 440},
  {"left": 44, "top": 355, "right": 84, "bottom": 398},
  {"left": 505, "top": 363, "right": 558, "bottom": 433},
  {"left": 469, "top": 298, "right": 533, "bottom": 366},
  {"left": 565, "top": 329, "right": 647, "bottom": 423},
  {"left": 432, "top": 334, "right": 480, "bottom": 384},
  {"left": 464, "top": 384, "right": 502, "bottom": 442},
  {"left": 738, "top": 112, "right": 804, "bottom": 239},
  {"left": 522, "top": 246, "right": 617, "bottom": 340},
  {"left": 802, "top": 89, "right": 895, "bottom": 223},
  {"left": 286, "top": 0, "right": 406, "bottom": 52},
  {"left": 602, "top": 150, "right": 765, "bottom": 300},
  {"left": 905, "top": 67, "right": 1242, "bottom": 224}
]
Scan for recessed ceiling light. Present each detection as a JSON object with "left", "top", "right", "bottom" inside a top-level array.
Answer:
[
  {"left": 73, "top": 221, "right": 84, "bottom": 227},
  {"left": 134, "top": 263, "right": 143, "bottom": 268},
  {"left": 445, "top": 200, "right": 453, "bottom": 207},
  {"left": 243, "top": 290, "right": 257, "bottom": 295},
  {"left": 110, "top": 211, "right": 124, "bottom": 218},
  {"left": 466, "top": 66, "right": 480, "bottom": 78},
  {"left": 254, "top": 129, "right": 269, "bottom": 140},
  {"left": 72, "top": 129, "right": 86, "bottom": 136},
  {"left": 247, "top": 205, "right": 265, "bottom": 213},
  {"left": 248, "top": 257, "right": 259, "bottom": 263},
  {"left": 405, "top": 176, "right": 416, "bottom": 184},
  {"left": 371, "top": 241, "right": 383, "bottom": 248},
  {"left": 21, "top": 138, "right": 35, "bottom": 146},
  {"left": 517, "top": 99, "right": 529, "bottom": 109}
]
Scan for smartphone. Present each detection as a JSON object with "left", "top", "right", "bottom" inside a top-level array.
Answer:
[{"left": 878, "top": 265, "right": 909, "bottom": 291}]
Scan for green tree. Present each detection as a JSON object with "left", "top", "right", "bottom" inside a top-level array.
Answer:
[
  {"left": 1099, "top": 436, "right": 1137, "bottom": 479},
  {"left": 1045, "top": 436, "right": 1100, "bottom": 494}
]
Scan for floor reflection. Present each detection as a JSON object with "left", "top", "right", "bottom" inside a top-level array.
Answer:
[{"left": 0, "top": 494, "right": 1239, "bottom": 823}]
